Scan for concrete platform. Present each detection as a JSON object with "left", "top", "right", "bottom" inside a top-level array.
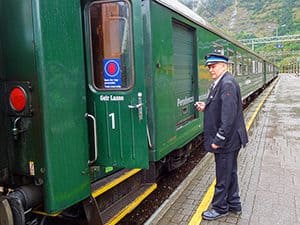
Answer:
[{"left": 145, "top": 74, "right": 300, "bottom": 225}]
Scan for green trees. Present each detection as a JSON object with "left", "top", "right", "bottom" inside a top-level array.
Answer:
[{"left": 179, "top": 0, "right": 299, "bottom": 66}]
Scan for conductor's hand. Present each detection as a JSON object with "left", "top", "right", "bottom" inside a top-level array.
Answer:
[
  {"left": 211, "top": 143, "right": 220, "bottom": 149},
  {"left": 195, "top": 101, "right": 206, "bottom": 112}
]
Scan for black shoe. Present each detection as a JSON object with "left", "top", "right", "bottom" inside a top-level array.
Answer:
[
  {"left": 202, "top": 209, "right": 228, "bottom": 220},
  {"left": 229, "top": 208, "right": 242, "bottom": 215}
]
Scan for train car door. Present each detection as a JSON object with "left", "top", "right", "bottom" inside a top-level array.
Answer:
[{"left": 84, "top": 1, "right": 148, "bottom": 168}]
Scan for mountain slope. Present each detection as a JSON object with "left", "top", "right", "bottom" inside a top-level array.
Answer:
[
  {"left": 179, "top": 0, "right": 300, "bottom": 65},
  {"left": 179, "top": 0, "right": 300, "bottom": 39}
]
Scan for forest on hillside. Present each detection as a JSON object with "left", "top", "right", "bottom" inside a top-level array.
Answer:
[
  {"left": 179, "top": 0, "right": 300, "bottom": 65},
  {"left": 179, "top": 0, "right": 299, "bottom": 38}
]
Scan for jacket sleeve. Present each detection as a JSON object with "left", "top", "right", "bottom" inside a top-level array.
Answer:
[{"left": 213, "top": 81, "right": 238, "bottom": 147}]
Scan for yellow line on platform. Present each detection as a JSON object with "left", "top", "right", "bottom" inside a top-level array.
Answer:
[
  {"left": 188, "top": 77, "right": 279, "bottom": 225},
  {"left": 246, "top": 78, "right": 278, "bottom": 131},
  {"left": 188, "top": 180, "right": 216, "bottom": 225}
]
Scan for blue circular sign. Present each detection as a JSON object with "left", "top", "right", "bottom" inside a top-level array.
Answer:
[{"left": 104, "top": 59, "right": 120, "bottom": 77}]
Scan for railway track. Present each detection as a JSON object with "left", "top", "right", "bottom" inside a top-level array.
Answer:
[{"left": 118, "top": 145, "right": 206, "bottom": 225}]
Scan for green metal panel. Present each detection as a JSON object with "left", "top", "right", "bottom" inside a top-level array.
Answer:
[
  {"left": 172, "top": 22, "right": 196, "bottom": 128},
  {"left": 0, "top": 0, "right": 91, "bottom": 211},
  {"left": 84, "top": 0, "right": 149, "bottom": 169},
  {"left": 150, "top": 3, "right": 175, "bottom": 158},
  {"left": 237, "top": 73, "right": 263, "bottom": 99},
  {"left": 0, "top": 63, "right": 8, "bottom": 176},
  {"left": 0, "top": 0, "right": 44, "bottom": 178},
  {"left": 147, "top": 1, "right": 201, "bottom": 161},
  {"left": 31, "top": 0, "right": 90, "bottom": 212},
  {"left": 0, "top": 0, "right": 36, "bottom": 80},
  {"left": 0, "top": 30, "right": 6, "bottom": 175}
]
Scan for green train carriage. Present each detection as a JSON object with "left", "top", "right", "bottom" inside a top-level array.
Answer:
[
  {"left": 0, "top": 0, "right": 277, "bottom": 225},
  {"left": 0, "top": 0, "right": 91, "bottom": 221}
]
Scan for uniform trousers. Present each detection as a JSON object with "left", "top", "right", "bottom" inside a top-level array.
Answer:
[{"left": 211, "top": 150, "right": 241, "bottom": 214}]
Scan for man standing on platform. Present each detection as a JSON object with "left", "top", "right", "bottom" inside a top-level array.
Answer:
[{"left": 195, "top": 53, "right": 248, "bottom": 220}]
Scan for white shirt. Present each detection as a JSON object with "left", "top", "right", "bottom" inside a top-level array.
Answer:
[{"left": 212, "top": 71, "right": 226, "bottom": 89}]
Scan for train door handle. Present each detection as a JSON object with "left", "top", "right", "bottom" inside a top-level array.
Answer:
[
  {"left": 128, "top": 92, "right": 143, "bottom": 120},
  {"left": 85, "top": 113, "right": 98, "bottom": 165}
]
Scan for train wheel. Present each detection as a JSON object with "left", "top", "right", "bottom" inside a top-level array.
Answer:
[
  {"left": 0, "top": 196, "right": 14, "bottom": 225},
  {"left": 8, "top": 196, "right": 26, "bottom": 225}
]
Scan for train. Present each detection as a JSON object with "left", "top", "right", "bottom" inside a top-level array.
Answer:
[{"left": 0, "top": 0, "right": 278, "bottom": 225}]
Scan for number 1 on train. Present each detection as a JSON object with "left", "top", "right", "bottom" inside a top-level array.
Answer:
[{"left": 109, "top": 113, "right": 116, "bottom": 130}]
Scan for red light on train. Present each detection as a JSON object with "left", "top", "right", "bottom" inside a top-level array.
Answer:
[{"left": 9, "top": 86, "right": 27, "bottom": 112}]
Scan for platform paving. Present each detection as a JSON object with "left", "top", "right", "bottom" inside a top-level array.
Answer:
[{"left": 145, "top": 74, "right": 300, "bottom": 225}]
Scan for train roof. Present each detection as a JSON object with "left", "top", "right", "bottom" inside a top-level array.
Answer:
[{"left": 154, "top": 0, "right": 265, "bottom": 60}]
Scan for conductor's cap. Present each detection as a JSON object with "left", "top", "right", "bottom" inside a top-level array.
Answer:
[{"left": 205, "top": 53, "right": 229, "bottom": 66}]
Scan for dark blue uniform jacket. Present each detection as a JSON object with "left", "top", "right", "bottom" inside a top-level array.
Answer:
[{"left": 204, "top": 72, "right": 248, "bottom": 153}]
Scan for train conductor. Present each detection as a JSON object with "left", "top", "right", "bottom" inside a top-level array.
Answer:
[{"left": 195, "top": 53, "right": 248, "bottom": 220}]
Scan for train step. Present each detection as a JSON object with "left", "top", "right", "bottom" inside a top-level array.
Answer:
[{"left": 84, "top": 169, "right": 157, "bottom": 225}]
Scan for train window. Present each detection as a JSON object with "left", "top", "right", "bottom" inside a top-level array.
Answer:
[
  {"left": 243, "top": 63, "right": 248, "bottom": 74},
  {"left": 236, "top": 63, "right": 243, "bottom": 76},
  {"left": 252, "top": 60, "right": 257, "bottom": 74},
  {"left": 88, "top": 0, "right": 134, "bottom": 90},
  {"left": 258, "top": 61, "right": 263, "bottom": 73},
  {"left": 248, "top": 58, "right": 252, "bottom": 72},
  {"left": 227, "top": 49, "right": 235, "bottom": 75},
  {"left": 245, "top": 58, "right": 251, "bottom": 75},
  {"left": 228, "top": 62, "right": 235, "bottom": 75},
  {"left": 236, "top": 53, "right": 242, "bottom": 76},
  {"left": 227, "top": 48, "right": 236, "bottom": 75}
]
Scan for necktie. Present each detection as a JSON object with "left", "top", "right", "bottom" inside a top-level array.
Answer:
[
  {"left": 207, "top": 82, "right": 214, "bottom": 98},
  {"left": 209, "top": 82, "right": 215, "bottom": 92}
]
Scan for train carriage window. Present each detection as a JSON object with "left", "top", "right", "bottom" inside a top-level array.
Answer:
[
  {"left": 243, "top": 64, "right": 247, "bottom": 74},
  {"left": 252, "top": 60, "right": 257, "bottom": 74},
  {"left": 227, "top": 49, "right": 235, "bottom": 75},
  {"left": 248, "top": 58, "right": 252, "bottom": 74},
  {"left": 228, "top": 62, "right": 235, "bottom": 75},
  {"left": 236, "top": 53, "right": 242, "bottom": 76},
  {"left": 88, "top": 0, "right": 133, "bottom": 90},
  {"left": 258, "top": 61, "right": 263, "bottom": 73},
  {"left": 245, "top": 58, "right": 249, "bottom": 75}
]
